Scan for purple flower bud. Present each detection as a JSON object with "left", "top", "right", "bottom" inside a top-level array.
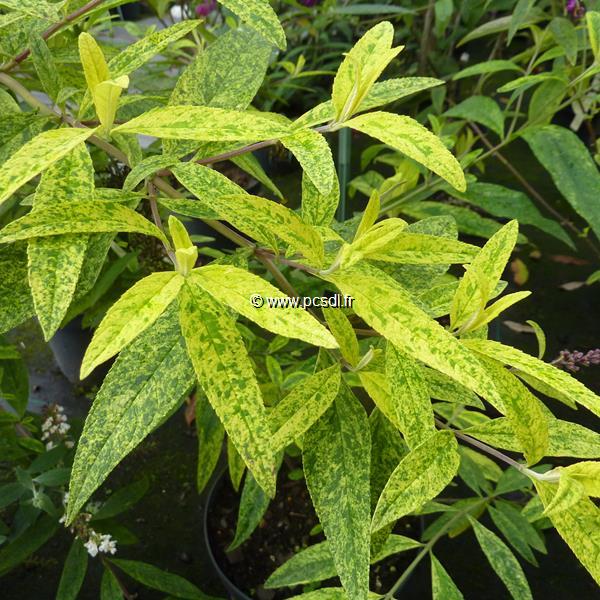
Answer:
[
  {"left": 196, "top": 0, "right": 216, "bottom": 17},
  {"left": 299, "top": 0, "right": 320, "bottom": 6},
  {"left": 553, "top": 348, "right": 600, "bottom": 372}
]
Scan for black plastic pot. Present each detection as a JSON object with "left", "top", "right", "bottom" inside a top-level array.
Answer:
[{"left": 203, "top": 469, "right": 252, "bottom": 600}]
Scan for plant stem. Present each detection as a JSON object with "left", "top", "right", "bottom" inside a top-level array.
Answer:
[
  {"left": 418, "top": 0, "right": 435, "bottom": 75},
  {"left": 383, "top": 498, "right": 488, "bottom": 599},
  {"left": 1, "top": 0, "right": 109, "bottom": 72}
]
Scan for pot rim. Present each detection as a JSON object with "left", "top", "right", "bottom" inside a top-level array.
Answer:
[{"left": 203, "top": 467, "right": 253, "bottom": 600}]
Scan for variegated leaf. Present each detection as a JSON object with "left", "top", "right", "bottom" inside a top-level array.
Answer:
[
  {"left": 303, "top": 386, "right": 371, "bottom": 600},
  {"left": 463, "top": 339, "right": 600, "bottom": 418},
  {"left": 301, "top": 170, "right": 340, "bottom": 227},
  {"left": 27, "top": 145, "right": 94, "bottom": 340},
  {"left": 0, "top": 128, "right": 97, "bottom": 205},
  {"left": 66, "top": 307, "right": 194, "bottom": 523},
  {"left": 195, "top": 393, "right": 224, "bottom": 493},
  {"left": 113, "top": 106, "right": 290, "bottom": 141},
  {"left": 0, "top": 244, "right": 34, "bottom": 335},
  {"left": 269, "top": 364, "right": 340, "bottom": 452},
  {"left": 343, "top": 112, "right": 466, "bottom": 192},
  {"left": 385, "top": 342, "right": 435, "bottom": 448},
  {"left": 431, "top": 554, "right": 464, "bottom": 600},
  {"left": 189, "top": 266, "right": 336, "bottom": 348},
  {"left": 322, "top": 307, "right": 359, "bottom": 368},
  {"left": 80, "top": 272, "right": 184, "bottom": 378},
  {"left": 0, "top": 201, "right": 167, "bottom": 245},
  {"left": 372, "top": 431, "right": 460, "bottom": 532},
  {"left": 217, "top": 0, "right": 286, "bottom": 49},
  {"left": 178, "top": 280, "right": 276, "bottom": 496}
]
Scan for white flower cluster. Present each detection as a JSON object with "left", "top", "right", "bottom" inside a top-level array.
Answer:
[
  {"left": 84, "top": 531, "right": 117, "bottom": 558},
  {"left": 40, "top": 404, "right": 74, "bottom": 450}
]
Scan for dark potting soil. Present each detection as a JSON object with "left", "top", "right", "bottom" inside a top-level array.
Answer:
[{"left": 206, "top": 464, "right": 422, "bottom": 599}]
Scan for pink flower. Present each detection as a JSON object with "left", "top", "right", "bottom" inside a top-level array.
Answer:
[{"left": 196, "top": 0, "right": 216, "bottom": 17}]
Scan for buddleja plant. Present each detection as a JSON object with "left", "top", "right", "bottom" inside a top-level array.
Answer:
[{"left": 0, "top": 1, "right": 599, "bottom": 599}]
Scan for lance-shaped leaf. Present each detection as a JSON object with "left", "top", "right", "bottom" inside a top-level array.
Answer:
[
  {"left": 94, "top": 76, "right": 129, "bottom": 132},
  {"left": 332, "top": 21, "right": 402, "bottom": 121},
  {"left": 535, "top": 480, "right": 600, "bottom": 585},
  {"left": 360, "top": 371, "right": 402, "bottom": 431},
  {"left": 343, "top": 112, "right": 466, "bottom": 192},
  {"left": 423, "top": 368, "right": 483, "bottom": 408},
  {"left": 303, "top": 387, "right": 371, "bottom": 600},
  {"left": 288, "top": 589, "right": 381, "bottom": 600},
  {"left": 0, "top": 127, "right": 97, "bottom": 205},
  {"left": 463, "top": 338, "right": 600, "bottom": 417},
  {"left": 27, "top": 145, "right": 94, "bottom": 340},
  {"left": 385, "top": 342, "right": 435, "bottom": 448},
  {"left": 323, "top": 308, "right": 359, "bottom": 367},
  {"left": 470, "top": 518, "right": 533, "bottom": 600},
  {"left": 523, "top": 125, "right": 600, "bottom": 242},
  {"left": 80, "top": 272, "right": 184, "bottom": 378},
  {"left": 372, "top": 431, "right": 460, "bottom": 532},
  {"left": 0, "top": 243, "right": 34, "bottom": 335},
  {"left": 326, "top": 263, "right": 502, "bottom": 408},
  {"left": 113, "top": 106, "right": 290, "bottom": 141},
  {"left": 541, "top": 472, "right": 585, "bottom": 517},
  {"left": 228, "top": 471, "right": 270, "bottom": 551},
  {"left": 431, "top": 554, "right": 464, "bottom": 600},
  {"left": 56, "top": 540, "right": 88, "bottom": 600},
  {"left": 464, "top": 417, "right": 600, "bottom": 459},
  {"left": 280, "top": 128, "right": 335, "bottom": 195},
  {"left": 108, "top": 20, "right": 200, "bottom": 77},
  {"left": 78, "top": 32, "right": 109, "bottom": 94},
  {"left": 366, "top": 232, "right": 478, "bottom": 264},
  {"left": 0, "top": 201, "right": 167, "bottom": 245},
  {"left": 470, "top": 291, "right": 531, "bottom": 331},
  {"left": 450, "top": 220, "right": 518, "bottom": 332},
  {"left": 296, "top": 77, "right": 442, "bottom": 129},
  {"left": 217, "top": 0, "right": 286, "bottom": 50},
  {"left": 269, "top": 364, "right": 340, "bottom": 452},
  {"left": 188, "top": 266, "right": 336, "bottom": 349},
  {"left": 100, "top": 568, "right": 122, "bottom": 600},
  {"left": 354, "top": 191, "right": 381, "bottom": 241},
  {"left": 30, "top": 34, "right": 61, "bottom": 102},
  {"left": 66, "top": 308, "right": 195, "bottom": 523},
  {"left": 266, "top": 534, "right": 419, "bottom": 589},
  {"left": 587, "top": 11, "right": 600, "bottom": 61},
  {"left": 301, "top": 170, "right": 340, "bottom": 228},
  {"left": 562, "top": 461, "right": 600, "bottom": 497},
  {"left": 178, "top": 280, "right": 276, "bottom": 496},
  {"left": 474, "top": 356, "right": 548, "bottom": 465},
  {"left": 195, "top": 393, "right": 224, "bottom": 493},
  {"left": 444, "top": 96, "right": 504, "bottom": 138}
]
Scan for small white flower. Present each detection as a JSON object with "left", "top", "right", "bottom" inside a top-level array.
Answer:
[
  {"left": 63, "top": 492, "right": 69, "bottom": 504},
  {"left": 41, "top": 432, "right": 49, "bottom": 441},
  {"left": 49, "top": 425, "right": 58, "bottom": 434},
  {"left": 84, "top": 539, "right": 99, "bottom": 557},
  {"left": 45, "top": 441, "right": 55, "bottom": 450},
  {"left": 65, "top": 440, "right": 74, "bottom": 449},
  {"left": 42, "top": 418, "right": 53, "bottom": 432},
  {"left": 99, "top": 534, "right": 117, "bottom": 555},
  {"left": 58, "top": 414, "right": 68, "bottom": 423},
  {"left": 58, "top": 422, "right": 70, "bottom": 434},
  {"left": 59, "top": 514, "right": 66, "bottom": 524},
  {"left": 56, "top": 405, "right": 64, "bottom": 413},
  {"left": 460, "top": 52, "right": 470, "bottom": 63}
]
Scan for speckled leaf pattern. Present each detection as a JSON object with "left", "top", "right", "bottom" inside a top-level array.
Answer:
[
  {"left": 114, "top": 105, "right": 290, "bottom": 141},
  {"left": 450, "top": 220, "right": 518, "bottom": 331},
  {"left": 344, "top": 112, "right": 466, "bottom": 192},
  {"left": 430, "top": 554, "right": 464, "bottom": 600},
  {"left": 81, "top": 272, "right": 184, "bottom": 378},
  {"left": 108, "top": 20, "right": 200, "bottom": 77},
  {"left": 269, "top": 364, "right": 340, "bottom": 452},
  {"left": 27, "top": 145, "right": 94, "bottom": 340},
  {"left": 66, "top": 307, "right": 195, "bottom": 523},
  {"left": 195, "top": 393, "right": 224, "bottom": 493},
  {"left": 227, "top": 436, "right": 246, "bottom": 492},
  {"left": 541, "top": 473, "right": 584, "bottom": 517},
  {"left": 385, "top": 343, "right": 435, "bottom": 448},
  {"left": 0, "top": 243, "right": 34, "bottom": 334},
  {"left": 217, "top": 0, "right": 286, "bottom": 50},
  {"left": 366, "top": 232, "right": 478, "bottom": 264},
  {"left": 463, "top": 339, "right": 600, "bottom": 418},
  {"left": 178, "top": 280, "right": 276, "bottom": 497},
  {"left": 228, "top": 471, "right": 270, "bottom": 551},
  {"left": 359, "top": 371, "right": 402, "bottom": 431},
  {"left": 475, "top": 356, "right": 548, "bottom": 465},
  {"left": 372, "top": 431, "right": 459, "bottom": 532},
  {"left": 535, "top": 480, "right": 600, "bottom": 585},
  {"left": 332, "top": 22, "right": 400, "bottom": 120},
  {"left": 0, "top": 128, "right": 97, "bottom": 205},
  {"left": 354, "top": 191, "right": 380, "bottom": 241},
  {"left": 523, "top": 125, "right": 600, "bottom": 241},
  {"left": 326, "top": 264, "right": 502, "bottom": 408},
  {"left": 289, "top": 589, "right": 381, "bottom": 600},
  {"left": 189, "top": 266, "right": 336, "bottom": 348},
  {"left": 280, "top": 129, "right": 335, "bottom": 195},
  {"left": 301, "top": 171, "right": 339, "bottom": 228},
  {"left": 183, "top": 192, "right": 324, "bottom": 266},
  {"left": 474, "top": 291, "right": 531, "bottom": 330},
  {"left": 169, "top": 27, "right": 270, "bottom": 110},
  {"left": 295, "top": 77, "right": 443, "bottom": 129},
  {"left": 232, "top": 153, "right": 284, "bottom": 199},
  {"left": 563, "top": 461, "right": 600, "bottom": 497},
  {"left": 0, "top": 201, "right": 167, "bottom": 245},
  {"left": 423, "top": 368, "right": 483, "bottom": 408},
  {"left": 266, "top": 533, "right": 418, "bottom": 589},
  {"left": 303, "top": 387, "right": 371, "bottom": 600},
  {"left": 470, "top": 518, "right": 532, "bottom": 600},
  {"left": 464, "top": 418, "right": 600, "bottom": 459},
  {"left": 322, "top": 308, "right": 359, "bottom": 367}
]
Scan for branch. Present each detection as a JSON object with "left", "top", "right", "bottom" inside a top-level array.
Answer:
[{"left": 1, "top": 0, "right": 109, "bottom": 72}]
